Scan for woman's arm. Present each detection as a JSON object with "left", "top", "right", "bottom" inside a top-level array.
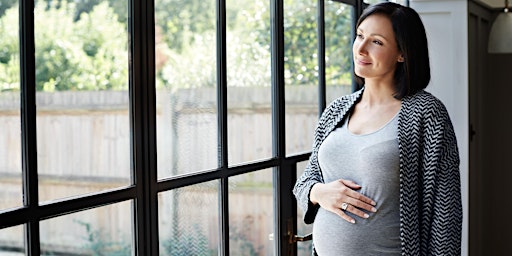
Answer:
[{"left": 421, "top": 101, "right": 462, "bottom": 255}]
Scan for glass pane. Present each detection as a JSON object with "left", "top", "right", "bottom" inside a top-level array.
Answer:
[
  {"left": 389, "top": 0, "right": 409, "bottom": 6},
  {"left": 229, "top": 169, "right": 274, "bottom": 255},
  {"left": 296, "top": 161, "right": 313, "bottom": 256},
  {"left": 0, "top": 0, "right": 22, "bottom": 211},
  {"left": 226, "top": 0, "right": 272, "bottom": 165},
  {"left": 284, "top": 0, "right": 320, "bottom": 156},
  {"left": 40, "top": 200, "right": 132, "bottom": 255},
  {"left": 159, "top": 181, "right": 219, "bottom": 255},
  {"left": 365, "top": 0, "right": 388, "bottom": 5},
  {"left": 325, "top": 2, "right": 353, "bottom": 103},
  {"left": 0, "top": 225, "right": 24, "bottom": 255},
  {"left": 34, "top": 0, "right": 130, "bottom": 202},
  {"left": 155, "top": 0, "right": 218, "bottom": 178},
  {"left": 365, "top": 1, "right": 409, "bottom": 6}
]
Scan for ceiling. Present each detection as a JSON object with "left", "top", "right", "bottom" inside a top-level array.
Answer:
[{"left": 479, "top": 0, "right": 507, "bottom": 8}]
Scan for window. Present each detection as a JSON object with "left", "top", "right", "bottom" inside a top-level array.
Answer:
[
  {"left": 0, "top": 0, "right": 369, "bottom": 255},
  {"left": 0, "top": 0, "right": 22, "bottom": 213}
]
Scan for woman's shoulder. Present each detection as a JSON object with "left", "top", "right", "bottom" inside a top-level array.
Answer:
[
  {"left": 404, "top": 90, "right": 447, "bottom": 110},
  {"left": 317, "top": 89, "right": 363, "bottom": 130},
  {"left": 402, "top": 90, "right": 451, "bottom": 119},
  {"left": 328, "top": 88, "right": 363, "bottom": 109}
]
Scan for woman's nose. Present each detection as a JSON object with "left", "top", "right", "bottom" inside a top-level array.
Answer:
[{"left": 356, "top": 40, "right": 368, "bottom": 55}]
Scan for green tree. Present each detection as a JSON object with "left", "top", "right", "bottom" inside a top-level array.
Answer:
[
  {"left": 155, "top": 0, "right": 353, "bottom": 88},
  {"left": 155, "top": 0, "right": 216, "bottom": 54},
  {"left": 39, "top": 0, "right": 127, "bottom": 23},
  {"left": 0, "top": 1, "right": 128, "bottom": 91},
  {"left": 0, "top": 0, "right": 16, "bottom": 18},
  {"left": 1, "top": 0, "right": 354, "bottom": 92},
  {"left": 0, "top": 5, "right": 20, "bottom": 91},
  {"left": 280, "top": 0, "right": 353, "bottom": 86},
  {"left": 34, "top": 1, "right": 128, "bottom": 91},
  {"left": 156, "top": 0, "right": 273, "bottom": 89},
  {"left": 324, "top": 2, "right": 354, "bottom": 85}
]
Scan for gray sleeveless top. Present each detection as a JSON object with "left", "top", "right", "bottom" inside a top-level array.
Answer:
[{"left": 312, "top": 112, "right": 401, "bottom": 256}]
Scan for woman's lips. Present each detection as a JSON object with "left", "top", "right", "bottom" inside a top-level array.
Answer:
[{"left": 356, "top": 59, "right": 371, "bottom": 65}]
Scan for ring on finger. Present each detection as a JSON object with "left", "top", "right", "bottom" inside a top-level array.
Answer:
[{"left": 341, "top": 202, "right": 349, "bottom": 211}]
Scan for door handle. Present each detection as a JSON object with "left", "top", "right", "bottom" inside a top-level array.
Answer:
[
  {"left": 290, "top": 233, "right": 312, "bottom": 243},
  {"left": 268, "top": 232, "right": 312, "bottom": 243},
  {"left": 286, "top": 218, "right": 312, "bottom": 244}
]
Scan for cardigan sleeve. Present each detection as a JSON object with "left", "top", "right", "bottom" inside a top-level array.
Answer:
[
  {"left": 292, "top": 119, "right": 325, "bottom": 224},
  {"left": 420, "top": 100, "right": 462, "bottom": 255}
]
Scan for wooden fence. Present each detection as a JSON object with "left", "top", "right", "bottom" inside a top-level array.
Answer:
[{"left": 0, "top": 85, "right": 350, "bottom": 255}]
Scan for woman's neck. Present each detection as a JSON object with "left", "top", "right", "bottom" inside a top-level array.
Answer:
[{"left": 361, "top": 81, "right": 398, "bottom": 107}]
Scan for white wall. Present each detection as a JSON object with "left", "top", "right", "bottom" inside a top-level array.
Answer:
[{"left": 409, "top": 1, "right": 469, "bottom": 255}]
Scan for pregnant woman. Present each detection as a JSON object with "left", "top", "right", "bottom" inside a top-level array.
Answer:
[{"left": 293, "top": 2, "right": 462, "bottom": 255}]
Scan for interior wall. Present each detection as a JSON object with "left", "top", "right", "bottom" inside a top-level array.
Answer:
[{"left": 410, "top": 1, "right": 469, "bottom": 255}]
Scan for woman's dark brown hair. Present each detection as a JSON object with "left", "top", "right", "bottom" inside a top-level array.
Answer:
[{"left": 354, "top": 2, "right": 430, "bottom": 99}]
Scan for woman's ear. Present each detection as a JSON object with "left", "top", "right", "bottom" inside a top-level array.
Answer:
[{"left": 397, "top": 55, "right": 404, "bottom": 62}]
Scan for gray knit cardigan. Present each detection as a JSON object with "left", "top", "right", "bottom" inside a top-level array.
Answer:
[{"left": 293, "top": 88, "right": 462, "bottom": 255}]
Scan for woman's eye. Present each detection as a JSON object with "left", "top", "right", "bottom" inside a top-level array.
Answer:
[
  {"left": 356, "top": 33, "right": 364, "bottom": 39},
  {"left": 373, "top": 40, "right": 383, "bottom": 46}
]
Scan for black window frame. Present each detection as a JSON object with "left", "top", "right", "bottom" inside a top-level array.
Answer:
[{"left": 0, "top": 0, "right": 395, "bottom": 255}]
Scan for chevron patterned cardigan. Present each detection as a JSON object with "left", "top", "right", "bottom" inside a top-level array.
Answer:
[{"left": 293, "top": 88, "right": 462, "bottom": 255}]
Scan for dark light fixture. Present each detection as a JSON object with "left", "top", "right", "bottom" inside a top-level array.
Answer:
[{"left": 488, "top": 0, "right": 512, "bottom": 53}]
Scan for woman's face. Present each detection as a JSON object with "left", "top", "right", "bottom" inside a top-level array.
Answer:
[{"left": 353, "top": 14, "right": 403, "bottom": 83}]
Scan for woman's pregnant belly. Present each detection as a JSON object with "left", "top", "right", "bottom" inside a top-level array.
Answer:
[{"left": 312, "top": 207, "right": 401, "bottom": 256}]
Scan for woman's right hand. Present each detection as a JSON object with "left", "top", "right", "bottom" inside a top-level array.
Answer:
[{"left": 310, "top": 179, "right": 377, "bottom": 224}]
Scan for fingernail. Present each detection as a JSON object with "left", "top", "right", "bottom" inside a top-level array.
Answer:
[
  {"left": 371, "top": 207, "right": 377, "bottom": 212},
  {"left": 364, "top": 213, "right": 369, "bottom": 218},
  {"left": 371, "top": 201, "right": 377, "bottom": 206},
  {"left": 350, "top": 219, "right": 355, "bottom": 224}
]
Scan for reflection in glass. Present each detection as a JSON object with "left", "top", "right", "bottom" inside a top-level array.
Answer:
[
  {"left": 284, "top": 0, "right": 320, "bottom": 156},
  {"left": 158, "top": 181, "right": 219, "bottom": 255},
  {"left": 40, "top": 201, "right": 132, "bottom": 255},
  {"left": 229, "top": 168, "right": 274, "bottom": 255},
  {"left": 0, "top": 225, "right": 24, "bottom": 255},
  {"left": 155, "top": 0, "right": 218, "bottom": 178},
  {"left": 0, "top": 0, "right": 22, "bottom": 211},
  {"left": 226, "top": 0, "right": 272, "bottom": 165},
  {"left": 34, "top": 0, "right": 130, "bottom": 202}
]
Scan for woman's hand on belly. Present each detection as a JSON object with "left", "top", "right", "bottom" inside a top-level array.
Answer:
[{"left": 310, "top": 179, "right": 378, "bottom": 224}]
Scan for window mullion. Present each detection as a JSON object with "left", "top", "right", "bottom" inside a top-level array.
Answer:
[
  {"left": 131, "top": 0, "right": 158, "bottom": 255},
  {"left": 270, "top": 0, "right": 287, "bottom": 255},
  {"left": 318, "top": 0, "right": 327, "bottom": 115},
  {"left": 216, "top": 0, "right": 229, "bottom": 254},
  {"left": 19, "top": 0, "right": 40, "bottom": 254}
]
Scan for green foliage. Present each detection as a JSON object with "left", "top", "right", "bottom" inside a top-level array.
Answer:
[
  {"left": 0, "top": 0, "right": 16, "bottom": 17},
  {"left": 156, "top": 0, "right": 353, "bottom": 89},
  {"left": 281, "top": 0, "right": 353, "bottom": 86},
  {"left": 155, "top": 0, "right": 216, "bottom": 54},
  {"left": 0, "top": 1, "right": 128, "bottom": 92},
  {"left": 34, "top": 1, "right": 128, "bottom": 91},
  {"left": 75, "top": 220, "right": 131, "bottom": 256},
  {"left": 157, "top": 0, "right": 273, "bottom": 89},
  {"left": 0, "top": 6, "right": 19, "bottom": 91},
  {"left": 0, "top": 0, "right": 354, "bottom": 92},
  {"left": 324, "top": 2, "right": 353, "bottom": 85}
]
